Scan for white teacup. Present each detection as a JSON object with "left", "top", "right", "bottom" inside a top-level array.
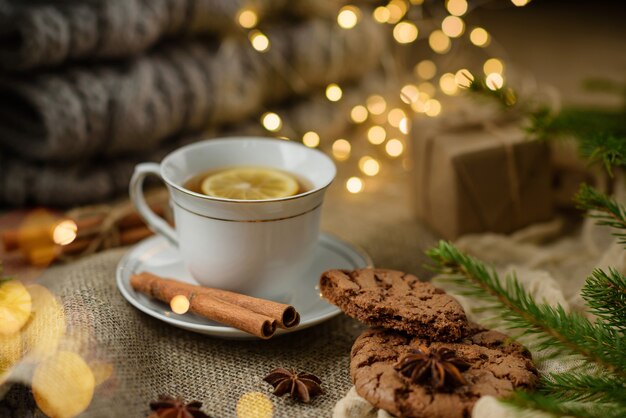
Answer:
[{"left": 130, "top": 137, "right": 336, "bottom": 299}]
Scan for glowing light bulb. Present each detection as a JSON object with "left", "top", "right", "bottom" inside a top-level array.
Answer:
[
  {"left": 337, "top": 6, "right": 360, "bottom": 29},
  {"left": 486, "top": 73, "right": 504, "bottom": 90},
  {"left": 393, "top": 21, "right": 418, "bottom": 44},
  {"left": 170, "top": 295, "right": 190, "bottom": 314},
  {"left": 261, "top": 112, "right": 281, "bottom": 132},
  {"left": 325, "top": 83, "right": 343, "bottom": 101},
  {"left": 237, "top": 9, "right": 258, "bottom": 28},
  {"left": 425, "top": 99, "right": 442, "bottom": 117},
  {"left": 483, "top": 58, "right": 504, "bottom": 75},
  {"left": 367, "top": 126, "right": 387, "bottom": 145},
  {"left": 387, "top": 108, "right": 406, "bottom": 127},
  {"left": 469, "top": 27, "right": 489, "bottom": 47},
  {"left": 346, "top": 177, "right": 363, "bottom": 194},
  {"left": 359, "top": 156, "right": 381, "bottom": 176},
  {"left": 385, "top": 139, "right": 404, "bottom": 157},
  {"left": 302, "top": 131, "right": 320, "bottom": 148},
  {"left": 415, "top": 60, "right": 437, "bottom": 80},
  {"left": 400, "top": 84, "right": 419, "bottom": 104},
  {"left": 441, "top": 16, "right": 464, "bottom": 38},
  {"left": 332, "top": 139, "right": 351, "bottom": 161},
  {"left": 399, "top": 118, "right": 410, "bottom": 134},
  {"left": 366, "top": 95, "right": 387, "bottom": 115},
  {"left": 373, "top": 6, "right": 390, "bottom": 23},
  {"left": 439, "top": 73, "right": 458, "bottom": 95},
  {"left": 350, "top": 105, "right": 368, "bottom": 123},
  {"left": 249, "top": 30, "right": 269, "bottom": 52},
  {"left": 446, "top": 0, "right": 468, "bottom": 16},
  {"left": 429, "top": 30, "right": 451, "bottom": 54},
  {"left": 52, "top": 220, "right": 77, "bottom": 246}
]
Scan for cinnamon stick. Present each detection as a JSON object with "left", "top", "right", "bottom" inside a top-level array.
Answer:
[
  {"left": 133, "top": 272, "right": 300, "bottom": 329},
  {"left": 130, "top": 274, "right": 276, "bottom": 339}
]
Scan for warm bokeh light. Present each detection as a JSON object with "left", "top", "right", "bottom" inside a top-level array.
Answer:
[
  {"left": 385, "top": 139, "right": 404, "bottom": 157},
  {"left": 366, "top": 95, "right": 387, "bottom": 115},
  {"left": 261, "top": 112, "right": 282, "bottom": 132},
  {"left": 249, "top": 30, "right": 269, "bottom": 52},
  {"left": 0, "top": 279, "right": 32, "bottom": 336},
  {"left": 483, "top": 58, "right": 504, "bottom": 75},
  {"left": 486, "top": 72, "right": 504, "bottom": 90},
  {"left": 52, "top": 220, "right": 77, "bottom": 246},
  {"left": 325, "top": 83, "right": 343, "bottom": 101},
  {"left": 455, "top": 69, "right": 473, "bottom": 87},
  {"left": 237, "top": 9, "right": 258, "bottom": 28},
  {"left": 418, "top": 82, "right": 436, "bottom": 97},
  {"left": 170, "top": 295, "right": 190, "bottom": 315},
  {"left": 469, "top": 27, "right": 490, "bottom": 47},
  {"left": 511, "top": 0, "right": 531, "bottom": 6},
  {"left": 332, "top": 139, "right": 351, "bottom": 161},
  {"left": 359, "top": 156, "right": 381, "bottom": 176},
  {"left": 400, "top": 84, "right": 419, "bottom": 104},
  {"left": 439, "top": 73, "right": 458, "bottom": 95},
  {"left": 429, "top": 30, "right": 451, "bottom": 54},
  {"left": 387, "top": 108, "right": 406, "bottom": 127},
  {"left": 346, "top": 177, "right": 364, "bottom": 193},
  {"left": 350, "top": 105, "right": 368, "bottom": 123},
  {"left": 441, "top": 16, "right": 464, "bottom": 38},
  {"left": 393, "top": 21, "right": 418, "bottom": 44},
  {"left": 367, "top": 126, "right": 387, "bottom": 145},
  {"left": 415, "top": 60, "right": 437, "bottom": 80},
  {"left": 373, "top": 6, "right": 390, "bottom": 23},
  {"left": 302, "top": 131, "right": 320, "bottom": 148},
  {"left": 425, "top": 99, "right": 442, "bottom": 117},
  {"left": 337, "top": 5, "right": 360, "bottom": 29},
  {"left": 446, "top": 0, "right": 468, "bottom": 16},
  {"left": 399, "top": 117, "right": 410, "bottom": 134},
  {"left": 387, "top": 0, "right": 408, "bottom": 24},
  {"left": 236, "top": 392, "right": 273, "bottom": 418}
]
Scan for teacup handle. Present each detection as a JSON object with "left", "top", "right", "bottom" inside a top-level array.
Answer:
[{"left": 129, "top": 163, "right": 178, "bottom": 246}]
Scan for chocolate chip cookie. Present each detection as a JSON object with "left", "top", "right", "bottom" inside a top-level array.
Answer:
[
  {"left": 350, "top": 326, "right": 538, "bottom": 418},
  {"left": 320, "top": 269, "right": 468, "bottom": 341}
]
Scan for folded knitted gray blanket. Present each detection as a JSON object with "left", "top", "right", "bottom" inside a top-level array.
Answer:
[
  {"left": 0, "top": 15, "right": 384, "bottom": 163},
  {"left": 0, "top": 0, "right": 342, "bottom": 70}
]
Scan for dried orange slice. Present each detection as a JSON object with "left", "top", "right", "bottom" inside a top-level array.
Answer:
[
  {"left": 22, "top": 285, "right": 66, "bottom": 361},
  {"left": 0, "top": 279, "right": 32, "bottom": 335},
  {"left": 0, "top": 332, "right": 21, "bottom": 384},
  {"left": 200, "top": 167, "right": 299, "bottom": 200}
]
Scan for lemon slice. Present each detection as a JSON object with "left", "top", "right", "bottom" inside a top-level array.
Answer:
[
  {"left": 0, "top": 279, "right": 32, "bottom": 335},
  {"left": 201, "top": 167, "right": 299, "bottom": 200}
]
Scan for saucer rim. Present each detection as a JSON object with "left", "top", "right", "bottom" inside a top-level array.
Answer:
[{"left": 116, "top": 232, "right": 372, "bottom": 339}]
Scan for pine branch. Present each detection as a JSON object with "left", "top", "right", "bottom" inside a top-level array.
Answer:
[
  {"left": 462, "top": 73, "right": 517, "bottom": 108},
  {"left": 505, "top": 391, "right": 626, "bottom": 418},
  {"left": 539, "top": 372, "right": 626, "bottom": 405},
  {"left": 575, "top": 184, "right": 626, "bottom": 245},
  {"left": 427, "top": 241, "right": 626, "bottom": 377},
  {"left": 581, "top": 269, "right": 626, "bottom": 333}
]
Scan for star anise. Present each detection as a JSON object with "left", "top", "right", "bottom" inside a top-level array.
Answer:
[
  {"left": 394, "top": 345, "right": 470, "bottom": 390},
  {"left": 263, "top": 368, "right": 324, "bottom": 403},
  {"left": 148, "top": 395, "right": 211, "bottom": 418}
]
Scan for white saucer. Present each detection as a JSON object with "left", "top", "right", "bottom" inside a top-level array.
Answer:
[{"left": 116, "top": 233, "right": 372, "bottom": 339}]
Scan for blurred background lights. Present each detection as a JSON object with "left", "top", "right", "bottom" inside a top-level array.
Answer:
[
  {"left": 455, "top": 69, "right": 473, "bottom": 87},
  {"left": 415, "top": 60, "right": 437, "bottom": 80},
  {"left": 486, "top": 72, "right": 504, "bottom": 90},
  {"left": 359, "top": 156, "right": 381, "bottom": 176},
  {"left": 425, "top": 99, "right": 442, "bottom": 117},
  {"left": 446, "top": 0, "right": 468, "bottom": 16},
  {"left": 373, "top": 6, "right": 390, "bottom": 23},
  {"left": 261, "top": 112, "right": 281, "bottom": 131},
  {"left": 439, "top": 73, "right": 458, "bottom": 95},
  {"left": 385, "top": 139, "right": 404, "bottom": 157},
  {"left": 483, "top": 58, "right": 504, "bottom": 74},
  {"left": 400, "top": 84, "right": 419, "bottom": 104},
  {"left": 52, "top": 220, "right": 77, "bottom": 246},
  {"left": 170, "top": 295, "right": 190, "bottom": 314},
  {"left": 249, "top": 30, "right": 269, "bottom": 52},
  {"left": 418, "top": 82, "right": 436, "bottom": 97},
  {"left": 393, "top": 21, "right": 418, "bottom": 44},
  {"left": 387, "top": 108, "right": 406, "bottom": 127},
  {"left": 302, "top": 131, "right": 320, "bottom": 148},
  {"left": 469, "top": 27, "right": 490, "bottom": 46},
  {"left": 366, "top": 95, "right": 387, "bottom": 115},
  {"left": 346, "top": 177, "right": 364, "bottom": 193},
  {"left": 337, "top": 5, "right": 360, "bottom": 29},
  {"left": 332, "top": 139, "right": 351, "bottom": 160},
  {"left": 367, "top": 125, "right": 387, "bottom": 144},
  {"left": 429, "top": 30, "right": 451, "bottom": 54},
  {"left": 441, "top": 16, "right": 464, "bottom": 38},
  {"left": 325, "top": 83, "right": 343, "bottom": 101},
  {"left": 399, "top": 117, "right": 410, "bottom": 134},
  {"left": 386, "top": 0, "right": 408, "bottom": 24},
  {"left": 511, "top": 0, "right": 531, "bottom": 6},
  {"left": 237, "top": 9, "right": 258, "bottom": 28},
  {"left": 350, "top": 105, "right": 368, "bottom": 123}
]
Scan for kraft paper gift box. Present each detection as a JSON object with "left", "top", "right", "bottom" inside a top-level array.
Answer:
[{"left": 411, "top": 120, "right": 554, "bottom": 239}]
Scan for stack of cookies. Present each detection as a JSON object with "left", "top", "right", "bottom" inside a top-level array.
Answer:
[{"left": 320, "top": 269, "right": 538, "bottom": 418}]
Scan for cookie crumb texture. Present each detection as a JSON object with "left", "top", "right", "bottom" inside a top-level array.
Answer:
[
  {"left": 350, "top": 327, "right": 538, "bottom": 418},
  {"left": 320, "top": 269, "right": 468, "bottom": 341}
]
